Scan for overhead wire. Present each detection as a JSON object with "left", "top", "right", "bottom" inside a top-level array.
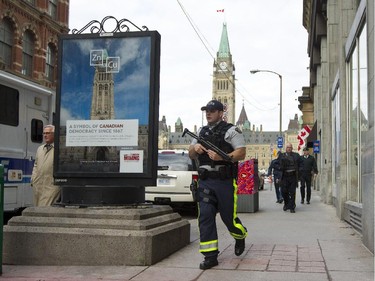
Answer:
[
  {"left": 177, "top": 0, "right": 215, "bottom": 61},
  {"left": 176, "top": 0, "right": 276, "bottom": 113}
]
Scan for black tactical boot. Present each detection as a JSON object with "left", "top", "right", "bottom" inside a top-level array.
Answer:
[
  {"left": 235, "top": 238, "right": 245, "bottom": 256},
  {"left": 199, "top": 258, "right": 218, "bottom": 270}
]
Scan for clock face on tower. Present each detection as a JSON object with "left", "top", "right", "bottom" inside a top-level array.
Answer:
[{"left": 219, "top": 61, "right": 228, "bottom": 71}]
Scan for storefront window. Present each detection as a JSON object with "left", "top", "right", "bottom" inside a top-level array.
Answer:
[
  {"left": 332, "top": 86, "right": 340, "bottom": 200},
  {"left": 349, "top": 44, "right": 359, "bottom": 202},
  {"left": 358, "top": 24, "right": 367, "bottom": 203},
  {"left": 348, "top": 24, "right": 367, "bottom": 203}
]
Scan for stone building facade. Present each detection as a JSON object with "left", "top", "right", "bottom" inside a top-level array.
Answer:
[
  {"left": 299, "top": 0, "right": 374, "bottom": 253},
  {"left": 0, "top": 0, "right": 69, "bottom": 87}
]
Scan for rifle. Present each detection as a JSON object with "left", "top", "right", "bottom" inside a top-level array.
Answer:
[{"left": 182, "top": 128, "right": 233, "bottom": 162}]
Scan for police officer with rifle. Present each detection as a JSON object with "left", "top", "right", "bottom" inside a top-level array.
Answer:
[{"left": 188, "top": 100, "right": 248, "bottom": 270}]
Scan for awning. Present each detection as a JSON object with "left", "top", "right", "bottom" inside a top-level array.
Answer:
[{"left": 306, "top": 121, "right": 317, "bottom": 143}]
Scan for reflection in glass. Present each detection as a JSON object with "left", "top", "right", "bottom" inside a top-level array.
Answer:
[
  {"left": 332, "top": 87, "right": 340, "bottom": 199},
  {"left": 358, "top": 23, "right": 367, "bottom": 203},
  {"left": 350, "top": 45, "right": 358, "bottom": 202},
  {"left": 348, "top": 23, "right": 368, "bottom": 204}
]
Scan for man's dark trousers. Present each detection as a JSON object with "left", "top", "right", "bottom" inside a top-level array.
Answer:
[
  {"left": 281, "top": 173, "right": 298, "bottom": 210},
  {"left": 274, "top": 181, "right": 282, "bottom": 201},
  {"left": 300, "top": 173, "right": 312, "bottom": 202}
]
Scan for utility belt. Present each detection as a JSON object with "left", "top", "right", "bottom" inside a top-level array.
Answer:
[
  {"left": 284, "top": 170, "right": 296, "bottom": 176},
  {"left": 198, "top": 166, "right": 233, "bottom": 180}
]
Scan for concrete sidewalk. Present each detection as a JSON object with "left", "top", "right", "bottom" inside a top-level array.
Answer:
[{"left": 1, "top": 183, "right": 374, "bottom": 281}]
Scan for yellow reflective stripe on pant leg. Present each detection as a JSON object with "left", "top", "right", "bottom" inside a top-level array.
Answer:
[
  {"left": 197, "top": 180, "right": 219, "bottom": 253},
  {"left": 231, "top": 179, "right": 248, "bottom": 239},
  {"left": 199, "top": 240, "right": 219, "bottom": 253}
]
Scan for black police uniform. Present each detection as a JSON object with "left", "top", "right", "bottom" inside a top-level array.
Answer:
[
  {"left": 196, "top": 121, "right": 247, "bottom": 262},
  {"left": 267, "top": 154, "right": 283, "bottom": 203},
  {"left": 300, "top": 153, "right": 318, "bottom": 203},
  {"left": 280, "top": 151, "right": 302, "bottom": 212}
]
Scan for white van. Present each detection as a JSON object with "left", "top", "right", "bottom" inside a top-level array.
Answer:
[
  {"left": 0, "top": 71, "right": 54, "bottom": 214},
  {"left": 145, "top": 150, "right": 198, "bottom": 208}
]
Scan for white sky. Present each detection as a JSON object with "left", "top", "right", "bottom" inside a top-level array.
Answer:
[{"left": 69, "top": 0, "right": 309, "bottom": 132}]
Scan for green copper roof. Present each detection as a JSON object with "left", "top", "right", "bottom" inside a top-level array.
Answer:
[{"left": 218, "top": 23, "right": 230, "bottom": 58}]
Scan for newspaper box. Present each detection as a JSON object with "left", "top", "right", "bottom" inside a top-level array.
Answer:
[{"left": 237, "top": 159, "right": 259, "bottom": 213}]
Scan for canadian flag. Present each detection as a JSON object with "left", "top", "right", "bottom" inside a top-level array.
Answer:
[
  {"left": 297, "top": 125, "right": 311, "bottom": 151},
  {"left": 297, "top": 135, "right": 306, "bottom": 151},
  {"left": 299, "top": 125, "right": 311, "bottom": 139}
]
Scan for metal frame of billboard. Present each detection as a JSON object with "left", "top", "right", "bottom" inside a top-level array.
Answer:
[{"left": 54, "top": 27, "right": 160, "bottom": 189}]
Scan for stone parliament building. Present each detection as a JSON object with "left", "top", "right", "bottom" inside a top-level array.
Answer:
[{"left": 158, "top": 23, "right": 301, "bottom": 172}]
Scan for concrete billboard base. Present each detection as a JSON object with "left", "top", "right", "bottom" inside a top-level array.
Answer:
[{"left": 3, "top": 205, "right": 190, "bottom": 266}]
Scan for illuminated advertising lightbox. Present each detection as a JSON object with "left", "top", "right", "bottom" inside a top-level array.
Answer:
[{"left": 54, "top": 31, "right": 160, "bottom": 188}]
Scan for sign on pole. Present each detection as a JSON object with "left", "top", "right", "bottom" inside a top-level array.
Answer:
[
  {"left": 277, "top": 136, "right": 283, "bottom": 148},
  {"left": 313, "top": 140, "right": 320, "bottom": 153}
]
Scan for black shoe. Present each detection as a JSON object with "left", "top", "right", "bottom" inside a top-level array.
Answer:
[
  {"left": 290, "top": 209, "right": 295, "bottom": 213},
  {"left": 235, "top": 238, "right": 245, "bottom": 256},
  {"left": 301, "top": 200, "right": 304, "bottom": 204},
  {"left": 279, "top": 199, "right": 284, "bottom": 204},
  {"left": 283, "top": 205, "right": 288, "bottom": 211},
  {"left": 199, "top": 258, "right": 218, "bottom": 270},
  {"left": 307, "top": 201, "right": 310, "bottom": 204}
]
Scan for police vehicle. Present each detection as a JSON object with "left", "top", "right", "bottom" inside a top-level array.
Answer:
[{"left": 0, "top": 71, "right": 55, "bottom": 214}]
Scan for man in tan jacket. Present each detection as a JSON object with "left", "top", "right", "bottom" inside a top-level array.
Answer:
[{"left": 31, "top": 125, "right": 60, "bottom": 206}]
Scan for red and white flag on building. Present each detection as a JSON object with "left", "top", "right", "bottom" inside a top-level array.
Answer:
[
  {"left": 299, "top": 125, "right": 311, "bottom": 139},
  {"left": 217, "top": 9, "right": 224, "bottom": 12},
  {"left": 297, "top": 125, "right": 311, "bottom": 152}
]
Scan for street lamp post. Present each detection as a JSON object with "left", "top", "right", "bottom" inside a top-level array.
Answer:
[{"left": 250, "top": 69, "right": 283, "bottom": 139}]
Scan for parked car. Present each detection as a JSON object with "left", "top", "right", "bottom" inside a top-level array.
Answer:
[
  {"left": 145, "top": 150, "right": 198, "bottom": 209},
  {"left": 264, "top": 176, "right": 272, "bottom": 184}
]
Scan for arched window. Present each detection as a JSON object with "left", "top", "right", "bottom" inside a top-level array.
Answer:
[
  {"left": 46, "top": 44, "right": 56, "bottom": 82},
  {"left": 22, "top": 30, "right": 34, "bottom": 77},
  {"left": 0, "top": 18, "right": 13, "bottom": 69}
]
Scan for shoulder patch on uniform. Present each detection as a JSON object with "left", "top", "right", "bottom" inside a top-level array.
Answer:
[{"left": 235, "top": 127, "right": 242, "bottom": 134}]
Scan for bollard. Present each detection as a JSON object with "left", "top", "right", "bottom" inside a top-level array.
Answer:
[{"left": 0, "top": 164, "right": 3, "bottom": 274}]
